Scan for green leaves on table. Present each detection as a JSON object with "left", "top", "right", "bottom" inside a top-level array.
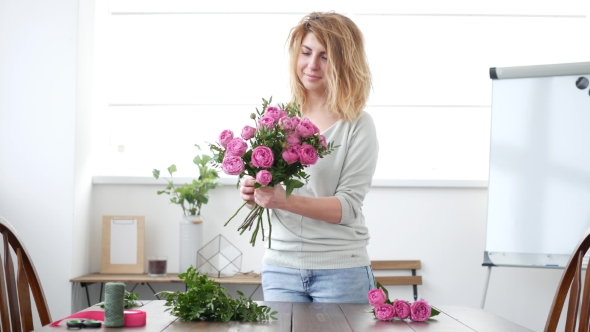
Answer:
[{"left": 157, "top": 266, "right": 277, "bottom": 322}]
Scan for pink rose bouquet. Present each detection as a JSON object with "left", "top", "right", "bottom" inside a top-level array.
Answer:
[
  {"left": 209, "top": 97, "right": 337, "bottom": 247},
  {"left": 366, "top": 282, "right": 439, "bottom": 322}
]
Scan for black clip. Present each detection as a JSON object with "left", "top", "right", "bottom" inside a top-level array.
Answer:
[{"left": 66, "top": 319, "right": 102, "bottom": 329}]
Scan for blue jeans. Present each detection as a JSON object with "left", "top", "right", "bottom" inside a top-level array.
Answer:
[{"left": 261, "top": 264, "right": 376, "bottom": 303}]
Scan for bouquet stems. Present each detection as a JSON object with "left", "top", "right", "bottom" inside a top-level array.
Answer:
[{"left": 225, "top": 202, "right": 272, "bottom": 247}]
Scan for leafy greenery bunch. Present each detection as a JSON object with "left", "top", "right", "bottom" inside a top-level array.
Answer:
[
  {"left": 157, "top": 267, "right": 277, "bottom": 322},
  {"left": 153, "top": 145, "right": 220, "bottom": 216}
]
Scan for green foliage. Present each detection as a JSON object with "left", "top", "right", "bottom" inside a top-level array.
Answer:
[
  {"left": 157, "top": 267, "right": 277, "bottom": 322},
  {"left": 153, "top": 145, "right": 221, "bottom": 216},
  {"left": 96, "top": 291, "right": 142, "bottom": 309}
]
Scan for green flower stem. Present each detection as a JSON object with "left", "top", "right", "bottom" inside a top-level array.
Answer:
[
  {"left": 266, "top": 208, "right": 272, "bottom": 248},
  {"left": 239, "top": 206, "right": 260, "bottom": 235},
  {"left": 239, "top": 204, "right": 259, "bottom": 230},
  {"left": 224, "top": 201, "right": 249, "bottom": 226},
  {"left": 250, "top": 209, "right": 263, "bottom": 246},
  {"left": 260, "top": 209, "right": 266, "bottom": 242}
]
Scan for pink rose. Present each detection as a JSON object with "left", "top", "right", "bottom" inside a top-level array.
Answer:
[
  {"left": 241, "top": 125, "right": 256, "bottom": 140},
  {"left": 219, "top": 129, "right": 234, "bottom": 148},
  {"left": 297, "top": 144, "right": 318, "bottom": 166},
  {"left": 374, "top": 304, "right": 395, "bottom": 321},
  {"left": 319, "top": 134, "right": 328, "bottom": 148},
  {"left": 277, "top": 109, "right": 288, "bottom": 119},
  {"left": 251, "top": 146, "right": 274, "bottom": 168},
  {"left": 222, "top": 156, "right": 245, "bottom": 175},
  {"left": 258, "top": 116, "right": 276, "bottom": 129},
  {"left": 410, "top": 299, "right": 432, "bottom": 322},
  {"left": 393, "top": 300, "right": 411, "bottom": 319},
  {"left": 256, "top": 170, "right": 272, "bottom": 185},
  {"left": 296, "top": 118, "right": 319, "bottom": 138},
  {"left": 290, "top": 116, "right": 301, "bottom": 127},
  {"left": 278, "top": 116, "right": 294, "bottom": 131},
  {"left": 367, "top": 288, "right": 387, "bottom": 306},
  {"left": 285, "top": 132, "right": 301, "bottom": 147},
  {"left": 226, "top": 137, "right": 247, "bottom": 157},
  {"left": 282, "top": 147, "right": 299, "bottom": 164},
  {"left": 264, "top": 106, "right": 281, "bottom": 120}
]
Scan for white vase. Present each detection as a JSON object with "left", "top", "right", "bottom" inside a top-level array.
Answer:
[{"left": 179, "top": 214, "right": 203, "bottom": 273}]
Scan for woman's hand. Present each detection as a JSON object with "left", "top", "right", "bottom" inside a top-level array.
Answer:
[
  {"left": 254, "top": 184, "right": 287, "bottom": 210},
  {"left": 239, "top": 176, "right": 256, "bottom": 209}
]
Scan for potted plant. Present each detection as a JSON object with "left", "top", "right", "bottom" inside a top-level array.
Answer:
[
  {"left": 152, "top": 144, "right": 220, "bottom": 273},
  {"left": 152, "top": 145, "right": 220, "bottom": 217}
]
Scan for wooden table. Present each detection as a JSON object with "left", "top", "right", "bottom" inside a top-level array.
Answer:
[
  {"left": 70, "top": 273, "right": 261, "bottom": 306},
  {"left": 36, "top": 300, "right": 533, "bottom": 331}
]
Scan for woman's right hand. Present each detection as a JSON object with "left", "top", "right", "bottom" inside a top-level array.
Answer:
[{"left": 239, "top": 175, "right": 256, "bottom": 209}]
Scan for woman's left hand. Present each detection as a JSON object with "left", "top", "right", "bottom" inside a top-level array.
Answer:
[{"left": 254, "top": 185, "right": 288, "bottom": 210}]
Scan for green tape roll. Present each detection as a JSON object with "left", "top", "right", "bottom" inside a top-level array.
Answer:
[{"left": 104, "top": 282, "right": 125, "bottom": 327}]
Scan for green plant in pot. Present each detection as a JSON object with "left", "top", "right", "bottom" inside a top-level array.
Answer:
[
  {"left": 153, "top": 144, "right": 220, "bottom": 273},
  {"left": 152, "top": 144, "right": 220, "bottom": 217}
]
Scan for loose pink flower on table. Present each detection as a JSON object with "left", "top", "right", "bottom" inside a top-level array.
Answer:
[
  {"left": 410, "top": 299, "right": 432, "bottom": 322},
  {"left": 256, "top": 170, "right": 272, "bottom": 185},
  {"left": 374, "top": 304, "right": 395, "bottom": 321},
  {"left": 226, "top": 138, "right": 248, "bottom": 157},
  {"left": 241, "top": 126, "right": 256, "bottom": 140},
  {"left": 367, "top": 288, "right": 387, "bottom": 306},
  {"left": 251, "top": 146, "right": 274, "bottom": 168},
  {"left": 282, "top": 147, "right": 299, "bottom": 164},
  {"left": 393, "top": 300, "right": 411, "bottom": 319},
  {"left": 258, "top": 116, "right": 276, "bottom": 129},
  {"left": 298, "top": 144, "right": 318, "bottom": 165},
  {"left": 222, "top": 156, "right": 245, "bottom": 175},
  {"left": 219, "top": 130, "right": 234, "bottom": 148},
  {"left": 285, "top": 132, "right": 301, "bottom": 147}
]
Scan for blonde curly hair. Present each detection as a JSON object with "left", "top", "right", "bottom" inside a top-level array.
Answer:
[{"left": 287, "top": 12, "right": 372, "bottom": 122}]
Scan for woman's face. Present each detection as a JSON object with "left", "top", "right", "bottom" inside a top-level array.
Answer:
[{"left": 297, "top": 32, "right": 328, "bottom": 95}]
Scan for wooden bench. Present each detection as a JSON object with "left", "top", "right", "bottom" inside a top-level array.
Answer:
[{"left": 371, "top": 260, "right": 422, "bottom": 300}]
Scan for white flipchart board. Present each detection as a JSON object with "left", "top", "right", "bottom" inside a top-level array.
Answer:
[{"left": 484, "top": 62, "right": 590, "bottom": 269}]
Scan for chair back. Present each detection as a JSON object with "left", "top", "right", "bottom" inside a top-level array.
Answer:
[
  {"left": 371, "top": 260, "right": 422, "bottom": 300},
  {"left": 545, "top": 227, "right": 590, "bottom": 332},
  {"left": 0, "top": 216, "right": 51, "bottom": 332}
]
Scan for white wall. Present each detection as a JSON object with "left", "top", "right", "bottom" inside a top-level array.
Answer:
[
  {"left": 86, "top": 183, "right": 564, "bottom": 331},
  {"left": 0, "top": 0, "right": 94, "bottom": 325}
]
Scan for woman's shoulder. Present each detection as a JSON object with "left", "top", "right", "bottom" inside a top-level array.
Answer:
[{"left": 349, "top": 110, "right": 376, "bottom": 131}]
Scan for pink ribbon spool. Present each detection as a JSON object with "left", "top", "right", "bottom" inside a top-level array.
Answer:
[
  {"left": 124, "top": 309, "right": 147, "bottom": 326},
  {"left": 49, "top": 310, "right": 147, "bottom": 327}
]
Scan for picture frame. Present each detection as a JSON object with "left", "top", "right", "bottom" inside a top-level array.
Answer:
[{"left": 101, "top": 215, "right": 145, "bottom": 274}]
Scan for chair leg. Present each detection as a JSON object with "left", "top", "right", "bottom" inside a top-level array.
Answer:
[{"left": 565, "top": 253, "right": 582, "bottom": 332}]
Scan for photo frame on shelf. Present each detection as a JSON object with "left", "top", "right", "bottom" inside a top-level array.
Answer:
[{"left": 101, "top": 215, "right": 145, "bottom": 274}]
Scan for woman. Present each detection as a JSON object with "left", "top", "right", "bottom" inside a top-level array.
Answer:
[{"left": 240, "top": 12, "right": 379, "bottom": 303}]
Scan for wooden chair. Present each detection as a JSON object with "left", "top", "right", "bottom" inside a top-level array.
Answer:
[
  {"left": 545, "top": 227, "right": 590, "bottom": 332},
  {"left": 371, "top": 260, "right": 422, "bottom": 300},
  {"left": 0, "top": 215, "right": 51, "bottom": 332}
]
